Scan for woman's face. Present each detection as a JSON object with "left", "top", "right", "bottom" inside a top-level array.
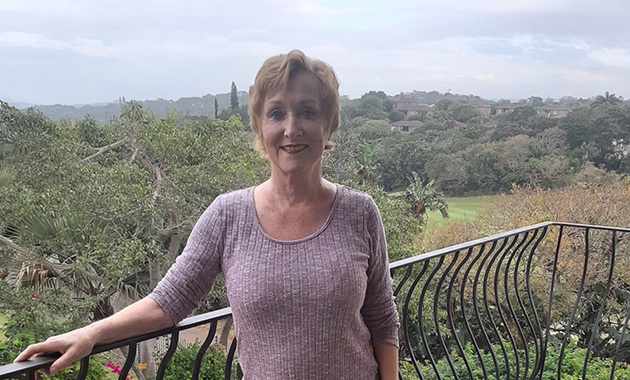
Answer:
[{"left": 260, "top": 71, "right": 328, "bottom": 177}]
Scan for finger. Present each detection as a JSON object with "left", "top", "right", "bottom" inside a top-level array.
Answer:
[
  {"left": 48, "top": 354, "right": 78, "bottom": 375},
  {"left": 14, "top": 343, "right": 49, "bottom": 362},
  {"left": 37, "top": 368, "right": 52, "bottom": 376}
]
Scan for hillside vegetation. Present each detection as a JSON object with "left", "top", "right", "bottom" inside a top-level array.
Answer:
[{"left": 1, "top": 92, "right": 629, "bottom": 375}]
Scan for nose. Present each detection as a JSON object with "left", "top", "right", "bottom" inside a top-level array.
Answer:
[{"left": 283, "top": 112, "right": 302, "bottom": 139}]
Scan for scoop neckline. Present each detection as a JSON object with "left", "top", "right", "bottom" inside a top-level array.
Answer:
[{"left": 249, "top": 184, "right": 340, "bottom": 244}]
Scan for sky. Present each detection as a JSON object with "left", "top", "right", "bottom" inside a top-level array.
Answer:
[{"left": 1, "top": 0, "right": 629, "bottom": 106}]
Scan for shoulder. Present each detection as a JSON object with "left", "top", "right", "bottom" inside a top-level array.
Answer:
[
  {"left": 333, "top": 185, "right": 383, "bottom": 233},
  {"left": 336, "top": 184, "right": 379, "bottom": 214},
  {"left": 197, "top": 187, "right": 254, "bottom": 224},
  {"left": 213, "top": 187, "right": 253, "bottom": 206}
]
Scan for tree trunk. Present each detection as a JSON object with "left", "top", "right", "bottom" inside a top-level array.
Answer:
[
  {"left": 93, "top": 297, "right": 114, "bottom": 321},
  {"left": 219, "top": 317, "right": 233, "bottom": 348}
]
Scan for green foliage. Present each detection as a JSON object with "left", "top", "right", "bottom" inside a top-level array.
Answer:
[
  {"left": 591, "top": 91, "right": 622, "bottom": 108},
  {"left": 450, "top": 104, "right": 477, "bottom": 123},
  {"left": 405, "top": 172, "right": 448, "bottom": 224},
  {"left": 230, "top": 82, "right": 239, "bottom": 111},
  {"left": 0, "top": 288, "right": 107, "bottom": 380},
  {"left": 0, "top": 167, "right": 13, "bottom": 188},
  {"left": 399, "top": 342, "right": 630, "bottom": 380},
  {"left": 376, "top": 134, "right": 430, "bottom": 192},
  {"left": 0, "top": 103, "right": 267, "bottom": 357},
  {"left": 44, "top": 357, "right": 110, "bottom": 380},
  {"left": 508, "top": 106, "right": 537, "bottom": 124},
  {"left": 357, "top": 184, "right": 423, "bottom": 262},
  {"left": 162, "top": 342, "right": 227, "bottom": 380},
  {"left": 335, "top": 90, "right": 627, "bottom": 195}
]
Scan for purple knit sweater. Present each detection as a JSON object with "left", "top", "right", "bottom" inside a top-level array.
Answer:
[{"left": 149, "top": 184, "right": 399, "bottom": 379}]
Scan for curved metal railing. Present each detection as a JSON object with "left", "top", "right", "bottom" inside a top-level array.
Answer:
[
  {"left": 391, "top": 222, "right": 630, "bottom": 380},
  {"left": 1, "top": 222, "right": 629, "bottom": 379}
]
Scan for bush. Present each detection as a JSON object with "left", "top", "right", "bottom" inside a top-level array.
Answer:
[
  {"left": 399, "top": 341, "right": 630, "bottom": 380},
  {"left": 162, "top": 342, "right": 227, "bottom": 380}
]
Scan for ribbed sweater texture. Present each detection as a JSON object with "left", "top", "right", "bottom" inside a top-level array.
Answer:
[{"left": 149, "top": 184, "right": 399, "bottom": 379}]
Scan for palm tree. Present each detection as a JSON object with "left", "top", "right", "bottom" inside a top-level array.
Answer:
[
  {"left": 0, "top": 167, "right": 13, "bottom": 188},
  {"left": 405, "top": 171, "right": 448, "bottom": 225},
  {"left": 356, "top": 142, "right": 379, "bottom": 185},
  {"left": 578, "top": 141, "right": 597, "bottom": 167},
  {"left": 3, "top": 211, "right": 147, "bottom": 317},
  {"left": 591, "top": 91, "right": 622, "bottom": 108}
]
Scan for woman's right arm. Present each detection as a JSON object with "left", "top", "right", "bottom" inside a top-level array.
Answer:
[
  {"left": 16, "top": 196, "right": 228, "bottom": 375},
  {"left": 14, "top": 297, "right": 173, "bottom": 375}
]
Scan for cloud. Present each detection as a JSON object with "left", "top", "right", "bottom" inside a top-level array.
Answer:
[
  {"left": 1, "top": 0, "right": 629, "bottom": 104},
  {"left": 0, "top": 32, "right": 122, "bottom": 58},
  {"left": 590, "top": 48, "right": 630, "bottom": 68},
  {"left": 0, "top": 32, "right": 64, "bottom": 49},
  {"left": 294, "top": 1, "right": 364, "bottom": 16}
]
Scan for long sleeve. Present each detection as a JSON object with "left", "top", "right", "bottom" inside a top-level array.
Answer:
[
  {"left": 362, "top": 196, "right": 400, "bottom": 347},
  {"left": 148, "top": 196, "right": 226, "bottom": 324}
]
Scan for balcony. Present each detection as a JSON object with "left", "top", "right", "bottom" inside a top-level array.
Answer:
[{"left": 1, "top": 221, "right": 629, "bottom": 379}]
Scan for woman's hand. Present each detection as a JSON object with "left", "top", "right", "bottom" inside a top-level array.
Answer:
[
  {"left": 14, "top": 326, "right": 97, "bottom": 375},
  {"left": 13, "top": 297, "right": 172, "bottom": 375}
]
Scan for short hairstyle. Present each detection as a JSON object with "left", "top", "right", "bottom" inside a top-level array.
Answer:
[{"left": 248, "top": 50, "right": 340, "bottom": 158}]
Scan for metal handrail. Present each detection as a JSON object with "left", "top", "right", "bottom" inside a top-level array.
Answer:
[{"left": 2, "top": 222, "right": 629, "bottom": 379}]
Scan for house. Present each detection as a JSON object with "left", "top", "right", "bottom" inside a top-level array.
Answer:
[
  {"left": 393, "top": 101, "right": 434, "bottom": 120},
  {"left": 537, "top": 105, "right": 570, "bottom": 118},
  {"left": 493, "top": 104, "right": 518, "bottom": 115},
  {"left": 470, "top": 102, "right": 493, "bottom": 117},
  {"left": 390, "top": 120, "right": 424, "bottom": 133}
]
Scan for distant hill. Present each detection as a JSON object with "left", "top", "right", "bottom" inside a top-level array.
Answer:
[{"left": 14, "top": 92, "right": 249, "bottom": 123}]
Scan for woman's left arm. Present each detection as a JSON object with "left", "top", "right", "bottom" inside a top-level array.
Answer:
[
  {"left": 361, "top": 196, "right": 400, "bottom": 378},
  {"left": 374, "top": 342, "right": 399, "bottom": 380}
]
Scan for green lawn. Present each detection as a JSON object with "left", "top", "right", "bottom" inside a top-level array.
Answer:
[
  {"left": 426, "top": 195, "right": 496, "bottom": 228},
  {"left": 0, "top": 314, "right": 6, "bottom": 342}
]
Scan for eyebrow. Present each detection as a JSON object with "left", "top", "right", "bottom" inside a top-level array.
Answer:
[{"left": 264, "top": 98, "right": 320, "bottom": 108}]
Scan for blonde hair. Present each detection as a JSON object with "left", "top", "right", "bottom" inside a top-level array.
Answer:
[{"left": 248, "top": 50, "right": 340, "bottom": 158}]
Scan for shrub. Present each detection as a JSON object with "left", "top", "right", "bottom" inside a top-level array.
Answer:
[{"left": 162, "top": 342, "right": 227, "bottom": 380}]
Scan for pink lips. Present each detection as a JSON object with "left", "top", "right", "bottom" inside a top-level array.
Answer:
[{"left": 282, "top": 144, "right": 307, "bottom": 154}]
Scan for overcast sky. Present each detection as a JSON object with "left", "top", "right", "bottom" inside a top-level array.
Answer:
[{"left": 1, "top": 0, "right": 629, "bottom": 106}]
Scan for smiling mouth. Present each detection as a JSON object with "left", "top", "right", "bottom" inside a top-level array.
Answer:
[{"left": 282, "top": 145, "right": 307, "bottom": 154}]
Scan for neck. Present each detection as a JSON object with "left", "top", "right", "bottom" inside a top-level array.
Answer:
[{"left": 266, "top": 172, "right": 331, "bottom": 204}]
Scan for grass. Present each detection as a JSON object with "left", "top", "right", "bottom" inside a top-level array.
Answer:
[
  {"left": 0, "top": 314, "right": 6, "bottom": 342},
  {"left": 425, "top": 195, "right": 496, "bottom": 229}
]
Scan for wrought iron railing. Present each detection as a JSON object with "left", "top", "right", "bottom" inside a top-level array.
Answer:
[{"left": 1, "top": 222, "right": 629, "bottom": 379}]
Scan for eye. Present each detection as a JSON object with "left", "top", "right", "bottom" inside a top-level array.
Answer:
[
  {"left": 300, "top": 108, "right": 317, "bottom": 119},
  {"left": 267, "top": 108, "right": 284, "bottom": 121}
]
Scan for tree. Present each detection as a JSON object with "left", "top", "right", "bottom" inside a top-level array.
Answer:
[
  {"left": 425, "top": 152, "right": 469, "bottom": 195},
  {"left": 0, "top": 102, "right": 267, "bottom": 378},
  {"left": 405, "top": 171, "right": 448, "bottom": 225},
  {"left": 496, "top": 134, "right": 535, "bottom": 187},
  {"left": 462, "top": 143, "right": 501, "bottom": 193},
  {"left": 214, "top": 97, "right": 219, "bottom": 119},
  {"left": 450, "top": 104, "right": 477, "bottom": 123},
  {"left": 388, "top": 110, "right": 404, "bottom": 122},
  {"left": 356, "top": 141, "right": 379, "bottom": 185},
  {"left": 230, "top": 82, "right": 239, "bottom": 111},
  {"left": 358, "top": 92, "right": 389, "bottom": 120},
  {"left": 508, "top": 106, "right": 538, "bottom": 124},
  {"left": 376, "top": 134, "right": 430, "bottom": 191},
  {"left": 529, "top": 96, "right": 544, "bottom": 107},
  {"left": 0, "top": 167, "right": 13, "bottom": 188},
  {"left": 436, "top": 99, "right": 453, "bottom": 112},
  {"left": 358, "top": 184, "right": 423, "bottom": 262},
  {"left": 420, "top": 182, "right": 630, "bottom": 368},
  {"left": 590, "top": 91, "right": 622, "bottom": 108}
]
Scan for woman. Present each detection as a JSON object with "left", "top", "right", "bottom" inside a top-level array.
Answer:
[{"left": 15, "top": 50, "right": 399, "bottom": 379}]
